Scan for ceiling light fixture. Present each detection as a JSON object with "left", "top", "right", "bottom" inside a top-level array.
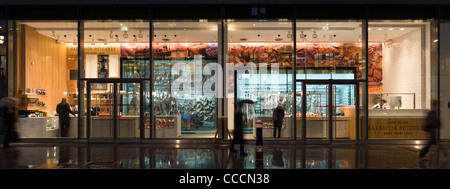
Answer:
[
  {"left": 138, "top": 31, "right": 143, "bottom": 38},
  {"left": 300, "top": 31, "right": 305, "bottom": 38},
  {"left": 275, "top": 34, "right": 283, "bottom": 41},
  {"left": 162, "top": 34, "right": 169, "bottom": 42},
  {"left": 123, "top": 31, "right": 128, "bottom": 38},
  {"left": 312, "top": 31, "right": 317, "bottom": 38}
]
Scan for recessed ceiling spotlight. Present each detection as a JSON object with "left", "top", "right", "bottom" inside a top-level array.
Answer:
[
  {"left": 389, "top": 28, "right": 394, "bottom": 31},
  {"left": 378, "top": 28, "right": 383, "bottom": 31},
  {"left": 400, "top": 28, "right": 405, "bottom": 31}
]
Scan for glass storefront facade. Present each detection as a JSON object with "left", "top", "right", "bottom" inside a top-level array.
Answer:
[{"left": 1, "top": 4, "right": 448, "bottom": 143}]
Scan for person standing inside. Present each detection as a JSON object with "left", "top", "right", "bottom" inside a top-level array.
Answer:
[
  {"left": 372, "top": 99, "right": 387, "bottom": 109},
  {"left": 419, "top": 100, "right": 441, "bottom": 161},
  {"left": 273, "top": 102, "right": 285, "bottom": 138},
  {"left": 56, "top": 98, "right": 76, "bottom": 137},
  {"left": 230, "top": 104, "right": 247, "bottom": 156}
]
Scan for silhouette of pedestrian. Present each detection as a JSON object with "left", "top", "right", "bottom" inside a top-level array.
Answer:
[
  {"left": 273, "top": 102, "right": 284, "bottom": 138},
  {"left": 419, "top": 100, "right": 441, "bottom": 161},
  {"left": 0, "top": 97, "right": 17, "bottom": 147},
  {"left": 230, "top": 104, "right": 247, "bottom": 156}
]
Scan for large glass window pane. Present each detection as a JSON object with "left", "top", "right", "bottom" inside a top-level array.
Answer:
[
  {"left": 368, "top": 20, "right": 438, "bottom": 139},
  {"left": 226, "top": 19, "right": 294, "bottom": 140},
  {"left": 13, "top": 20, "right": 78, "bottom": 139},
  {"left": 296, "top": 20, "right": 363, "bottom": 80},
  {"left": 0, "top": 21, "right": 7, "bottom": 98},
  {"left": 440, "top": 20, "right": 450, "bottom": 140},
  {"left": 83, "top": 20, "right": 150, "bottom": 140},
  {"left": 83, "top": 20, "right": 150, "bottom": 79},
  {"left": 152, "top": 20, "right": 220, "bottom": 138}
]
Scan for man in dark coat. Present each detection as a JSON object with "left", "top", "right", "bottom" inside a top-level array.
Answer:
[
  {"left": 230, "top": 104, "right": 247, "bottom": 156},
  {"left": 56, "top": 98, "right": 76, "bottom": 137},
  {"left": 273, "top": 102, "right": 285, "bottom": 138}
]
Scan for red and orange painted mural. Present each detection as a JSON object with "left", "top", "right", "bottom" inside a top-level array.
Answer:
[{"left": 120, "top": 42, "right": 383, "bottom": 93}]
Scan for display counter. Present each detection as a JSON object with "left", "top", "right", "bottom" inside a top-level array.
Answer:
[
  {"left": 155, "top": 115, "right": 181, "bottom": 138},
  {"left": 17, "top": 117, "right": 78, "bottom": 138},
  {"left": 368, "top": 109, "right": 428, "bottom": 139},
  {"left": 295, "top": 116, "right": 350, "bottom": 139},
  {"left": 253, "top": 116, "right": 292, "bottom": 138},
  {"left": 91, "top": 116, "right": 140, "bottom": 138}
]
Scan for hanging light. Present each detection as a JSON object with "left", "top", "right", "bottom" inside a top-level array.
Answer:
[
  {"left": 300, "top": 31, "right": 305, "bottom": 38},
  {"left": 312, "top": 31, "right": 317, "bottom": 38},
  {"left": 329, "top": 35, "right": 333, "bottom": 42}
]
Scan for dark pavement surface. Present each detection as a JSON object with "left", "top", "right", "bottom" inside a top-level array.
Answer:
[{"left": 1, "top": 141, "right": 450, "bottom": 169}]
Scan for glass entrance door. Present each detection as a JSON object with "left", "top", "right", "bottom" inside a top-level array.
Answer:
[
  {"left": 87, "top": 81, "right": 143, "bottom": 142},
  {"left": 332, "top": 84, "right": 357, "bottom": 140},
  {"left": 118, "top": 82, "right": 141, "bottom": 140},
  {"left": 88, "top": 83, "right": 115, "bottom": 142},
  {"left": 305, "top": 84, "right": 330, "bottom": 140},
  {"left": 299, "top": 82, "right": 357, "bottom": 141}
]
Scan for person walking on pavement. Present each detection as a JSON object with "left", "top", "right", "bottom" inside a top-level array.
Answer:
[
  {"left": 230, "top": 104, "right": 247, "bottom": 156},
  {"left": 56, "top": 98, "right": 76, "bottom": 137},
  {"left": 273, "top": 102, "right": 284, "bottom": 138},
  {"left": 419, "top": 100, "right": 441, "bottom": 161},
  {"left": 0, "top": 97, "right": 17, "bottom": 147}
]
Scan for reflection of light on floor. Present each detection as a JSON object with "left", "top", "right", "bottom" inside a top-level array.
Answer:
[
  {"left": 29, "top": 158, "right": 59, "bottom": 169},
  {"left": 415, "top": 140, "right": 421, "bottom": 150}
]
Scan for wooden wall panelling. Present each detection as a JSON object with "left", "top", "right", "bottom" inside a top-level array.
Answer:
[{"left": 18, "top": 24, "right": 69, "bottom": 115}]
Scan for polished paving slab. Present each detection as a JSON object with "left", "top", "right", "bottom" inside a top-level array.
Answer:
[{"left": 1, "top": 142, "right": 450, "bottom": 169}]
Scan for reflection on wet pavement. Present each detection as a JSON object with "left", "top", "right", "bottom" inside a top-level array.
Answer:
[{"left": 1, "top": 143, "right": 450, "bottom": 169}]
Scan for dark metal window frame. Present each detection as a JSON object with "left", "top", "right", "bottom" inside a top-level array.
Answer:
[{"left": 4, "top": 4, "right": 443, "bottom": 143}]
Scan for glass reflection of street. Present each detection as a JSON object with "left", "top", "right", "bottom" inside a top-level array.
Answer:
[{"left": 1, "top": 143, "right": 450, "bottom": 169}]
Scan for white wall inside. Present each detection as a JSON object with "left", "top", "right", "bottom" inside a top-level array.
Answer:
[{"left": 382, "top": 27, "right": 428, "bottom": 109}]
